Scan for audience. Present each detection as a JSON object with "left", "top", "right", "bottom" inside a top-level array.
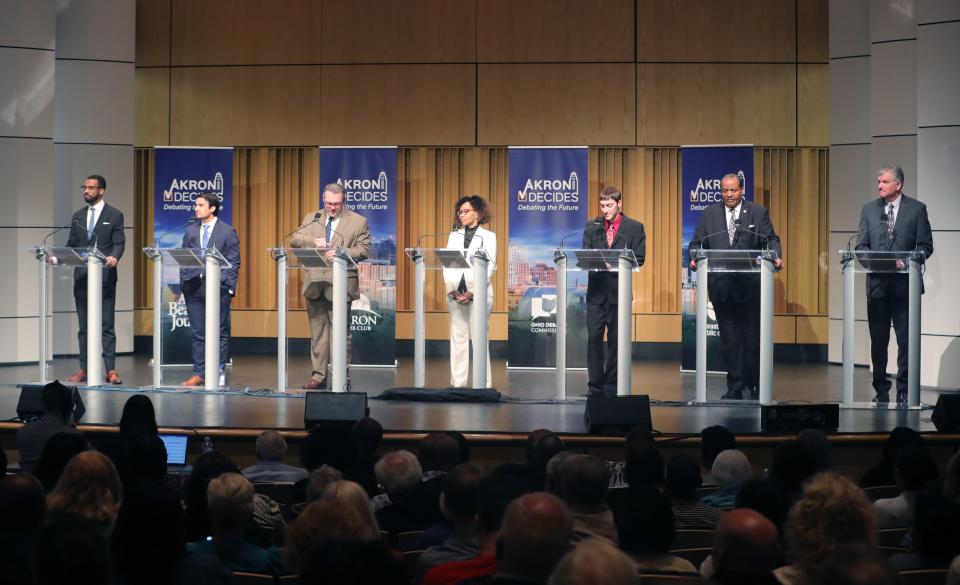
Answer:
[
  {"left": 444, "top": 430, "right": 472, "bottom": 464},
  {"left": 46, "top": 450, "right": 122, "bottom": 537},
  {"left": 548, "top": 538, "right": 640, "bottom": 585},
  {"left": 555, "top": 454, "right": 618, "bottom": 544},
  {"left": 944, "top": 451, "right": 960, "bottom": 504},
  {"left": 320, "top": 479, "right": 380, "bottom": 535},
  {"left": 887, "top": 493, "right": 960, "bottom": 571},
  {"left": 98, "top": 394, "right": 159, "bottom": 484},
  {"left": 702, "top": 449, "right": 753, "bottom": 509},
  {"left": 734, "top": 479, "right": 790, "bottom": 536},
  {"left": 700, "top": 425, "right": 737, "bottom": 485},
  {"left": 304, "top": 464, "right": 344, "bottom": 503},
  {"left": 183, "top": 451, "right": 243, "bottom": 541},
  {"left": 374, "top": 449, "right": 432, "bottom": 533},
  {"left": 417, "top": 432, "right": 463, "bottom": 526},
  {"left": 816, "top": 544, "right": 899, "bottom": 585},
  {"left": 31, "top": 431, "right": 90, "bottom": 492},
  {"left": 526, "top": 432, "right": 567, "bottom": 492},
  {"left": 297, "top": 540, "right": 408, "bottom": 585},
  {"left": 859, "top": 426, "right": 924, "bottom": 489},
  {"left": 767, "top": 440, "right": 818, "bottom": 506},
  {"left": 710, "top": 508, "right": 781, "bottom": 585},
  {"left": 286, "top": 498, "right": 383, "bottom": 574},
  {"left": 242, "top": 430, "right": 309, "bottom": 483},
  {"left": 16, "top": 380, "right": 82, "bottom": 472},
  {"left": 796, "top": 429, "right": 832, "bottom": 473},
  {"left": 353, "top": 416, "right": 384, "bottom": 496},
  {"left": 300, "top": 426, "right": 363, "bottom": 485},
  {"left": 623, "top": 438, "right": 664, "bottom": 490},
  {"left": 874, "top": 443, "right": 939, "bottom": 529},
  {"left": 34, "top": 518, "right": 111, "bottom": 585},
  {"left": 666, "top": 453, "right": 725, "bottom": 529},
  {"left": 614, "top": 485, "right": 697, "bottom": 576},
  {"left": 418, "top": 463, "right": 487, "bottom": 578},
  {"left": 0, "top": 473, "right": 47, "bottom": 585}
]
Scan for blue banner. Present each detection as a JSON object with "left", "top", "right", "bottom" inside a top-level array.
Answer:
[
  {"left": 507, "top": 147, "right": 588, "bottom": 368},
  {"left": 680, "top": 145, "right": 754, "bottom": 371},
  {"left": 319, "top": 148, "right": 397, "bottom": 366},
  {"left": 154, "top": 147, "right": 233, "bottom": 367}
]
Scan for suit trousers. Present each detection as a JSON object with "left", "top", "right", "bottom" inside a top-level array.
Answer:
[
  {"left": 713, "top": 300, "right": 760, "bottom": 394},
  {"left": 182, "top": 279, "right": 232, "bottom": 376},
  {"left": 867, "top": 296, "right": 910, "bottom": 396},
  {"left": 305, "top": 283, "right": 352, "bottom": 385},
  {"left": 586, "top": 301, "right": 618, "bottom": 395},
  {"left": 448, "top": 298, "right": 492, "bottom": 388},
  {"left": 74, "top": 279, "right": 117, "bottom": 371}
]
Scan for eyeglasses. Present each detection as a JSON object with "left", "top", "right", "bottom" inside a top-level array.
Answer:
[
  {"left": 457, "top": 208, "right": 476, "bottom": 215},
  {"left": 81, "top": 186, "right": 101, "bottom": 191},
  {"left": 323, "top": 200, "right": 344, "bottom": 208}
]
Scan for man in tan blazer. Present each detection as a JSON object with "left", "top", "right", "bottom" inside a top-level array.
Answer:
[{"left": 290, "top": 183, "right": 372, "bottom": 390}]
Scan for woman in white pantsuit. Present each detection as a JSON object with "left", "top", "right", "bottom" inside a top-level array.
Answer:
[{"left": 443, "top": 195, "right": 496, "bottom": 388}]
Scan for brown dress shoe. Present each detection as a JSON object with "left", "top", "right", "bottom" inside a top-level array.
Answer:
[
  {"left": 106, "top": 370, "right": 122, "bottom": 385},
  {"left": 66, "top": 369, "right": 86, "bottom": 383},
  {"left": 181, "top": 375, "right": 204, "bottom": 387},
  {"left": 302, "top": 378, "right": 325, "bottom": 390}
]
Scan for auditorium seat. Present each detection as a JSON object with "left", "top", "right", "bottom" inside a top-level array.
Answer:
[
  {"left": 233, "top": 572, "right": 275, "bottom": 585},
  {"left": 875, "top": 545, "right": 911, "bottom": 558},
  {"left": 402, "top": 550, "right": 424, "bottom": 577},
  {"left": 672, "top": 529, "right": 715, "bottom": 549},
  {"left": 252, "top": 482, "right": 296, "bottom": 521},
  {"left": 668, "top": 547, "right": 713, "bottom": 568},
  {"left": 397, "top": 530, "right": 425, "bottom": 551},
  {"left": 898, "top": 569, "right": 949, "bottom": 585},
  {"left": 639, "top": 574, "right": 709, "bottom": 584},
  {"left": 863, "top": 484, "right": 901, "bottom": 502},
  {"left": 876, "top": 527, "right": 910, "bottom": 547}
]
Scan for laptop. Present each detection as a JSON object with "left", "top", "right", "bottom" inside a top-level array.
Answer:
[{"left": 159, "top": 434, "right": 188, "bottom": 467}]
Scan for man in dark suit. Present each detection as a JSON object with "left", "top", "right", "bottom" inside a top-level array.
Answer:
[
  {"left": 582, "top": 186, "right": 646, "bottom": 396},
  {"left": 65, "top": 175, "right": 125, "bottom": 385},
  {"left": 178, "top": 193, "right": 241, "bottom": 387},
  {"left": 689, "top": 173, "right": 783, "bottom": 400},
  {"left": 855, "top": 165, "right": 933, "bottom": 404}
]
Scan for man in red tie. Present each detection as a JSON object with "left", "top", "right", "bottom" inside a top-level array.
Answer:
[{"left": 582, "top": 187, "right": 646, "bottom": 396}]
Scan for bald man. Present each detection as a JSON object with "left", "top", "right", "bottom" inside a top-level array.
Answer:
[
  {"left": 482, "top": 492, "right": 573, "bottom": 585},
  {"left": 711, "top": 508, "right": 781, "bottom": 585}
]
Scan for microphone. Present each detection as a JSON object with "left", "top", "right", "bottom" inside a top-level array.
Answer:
[
  {"left": 42, "top": 218, "right": 81, "bottom": 247},
  {"left": 281, "top": 211, "right": 322, "bottom": 247},
  {"left": 415, "top": 230, "right": 456, "bottom": 249},
  {"left": 847, "top": 212, "right": 888, "bottom": 251},
  {"left": 733, "top": 218, "right": 770, "bottom": 250},
  {"left": 155, "top": 217, "right": 197, "bottom": 249},
  {"left": 559, "top": 218, "right": 602, "bottom": 248}
]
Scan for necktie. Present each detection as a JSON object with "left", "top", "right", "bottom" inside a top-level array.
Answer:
[
  {"left": 87, "top": 207, "right": 96, "bottom": 239},
  {"left": 325, "top": 218, "right": 333, "bottom": 244},
  {"left": 887, "top": 203, "right": 895, "bottom": 238},
  {"left": 201, "top": 224, "right": 210, "bottom": 249},
  {"left": 606, "top": 222, "right": 615, "bottom": 247},
  {"left": 728, "top": 208, "right": 736, "bottom": 244}
]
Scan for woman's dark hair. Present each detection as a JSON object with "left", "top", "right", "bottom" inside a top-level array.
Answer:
[
  {"left": 119, "top": 395, "right": 158, "bottom": 439},
  {"left": 33, "top": 433, "right": 90, "bottom": 492},
  {"left": 453, "top": 194, "right": 491, "bottom": 228},
  {"left": 182, "top": 451, "right": 240, "bottom": 541}
]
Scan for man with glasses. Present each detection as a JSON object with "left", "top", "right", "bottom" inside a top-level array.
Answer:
[
  {"left": 65, "top": 175, "right": 125, "bottom": 385},
  {"left": 291, "top": 183, "right": 371, "bottom": 390}
]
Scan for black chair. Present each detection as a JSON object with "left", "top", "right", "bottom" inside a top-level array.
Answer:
[
  {"left": 863, "top": 484, "right": 901, "bottom": 502},
  {"left": 672, "top": 530, "right": 715, "bottom": 549},
  {"left": 897, "top": 569, "right": 949, "bottom": 585}
]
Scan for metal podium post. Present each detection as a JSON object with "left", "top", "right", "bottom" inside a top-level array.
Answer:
[
  {"left": 35, "top": 248, "right": 49, "bottom": 384},
  {"left": 841, "top": 255, "right": 855, "bottom": 405},
  {"left": 908, "top": 256, "right": 921, "bottom": 407},
  {"left": 150, "top": 249, "right": 163, "bottom": 388},
  {"left": 413, "top": 252, "right": 426, "bottom": 388},
  {"left": 204, "top": 250, "right": 222, "bottom": 391},
  {"left": 695, "top": 255, "right": 709, "bottom": 404},
  {"left": 275, "top": 250, "right": 288, "bottom": 391},
  {"left": 758, "top": 255, "right": 775, "bottom": 404},
  {"left": 331, "top": 252, "right": 349, "bottom": 393},
  {"left": 471, "top": 251, "right": 490, "bottom": 389},
  {"left": 616, "top": 253, "right": 634, "bottom": 396},
  {"left": 86, "top": 252, "right": 104, "bottom": 386},
  {"left": 555, "top": 252, "right": 567, "bottom": 400}
]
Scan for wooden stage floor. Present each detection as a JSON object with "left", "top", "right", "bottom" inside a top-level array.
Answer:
[{"left": 0, "top": 354, "right": 943, "bottom": 436}]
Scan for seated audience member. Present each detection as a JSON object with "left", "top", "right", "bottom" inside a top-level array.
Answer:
[
  {"left": 98, "top": 394, "right": 159, "bottom": 483},
  {"left": 320, "top": 479, "right": 380, "bottom": 535},
  {"left": 242, "top": 430, "right": 309, "bottom": 483},
  {"left": 710, "top": 509, "right": 781, "bottom": 585},
  {"left": 624, "top": 439, "right": 665, "bottom": 490},
  {"left": 816, "top": 544, "right": 899, "bottom": 585},
  {"left": 0, "top": 474, "right": 47, "bottom": 585},
  {"left": 31, "top": 432, "right": 90, "bottom": 492},
  {"left": 285, "top": 498, "right": 383, "bottom": 574},
  {"left": 353, "top": 416, "right": 384, "bottom": 496},
  {"left": 545, "top": 451, "right": 574, "bottom": 495},
  {"left": 120, "top": 433, "right": 168, "bottom": 486},
  {"left": 859, "top": 426, "right": 923, "bottom": 489},
  {"left": 300, "top": 464, "right": 344, "bottom": 505},
  {"left": 0, "top": 447, "right": 6, "bottom": 476},
  {"left": 700, "top": 425, "right": 737, "bottom": 485},
  {"left": 374, "top": 449, "right": 432, "bottom": 533},
  {"left": 796, "top": 429, "right": 832, "bottom": 473},
  {"left": 297, "top": 540, "right": 408, "bottom": 585},
  {"left": 112, "top": 479, "right": 232, "bottom": 585},
  {"left": 547, "top": 538, "right": 640, "bottom": 585},
  {"left": 888, "top": 494, "right": 960, "bottom": 572},
  {"left": 15, "top": 380, "right": 81, "bottom": 472},
  {"left": 460, "top": 492, "right": 573, "bottom": 585},
  {"left": 555, "top": 454, "right": 618, "bottom": 544},
  {"left": 183, "top": 451, "right": 243, "bottom": 541},
  {"left": 702, "top": 449, "right": 753, "bottom": 509},
  {"left": 421, "top": 476, "right": 527, "bottom": 585},
  {"left": 46, "top": 451, "right": 122, "bottom": 537},
  {"left": 949, "top": 554, "right": 960, "bottom": 585},
  {"left": 417, "top": 432, "right": 463, "bottom": 525},
  {"left": 874, "top": 443, "right": 939, "bottom": 529},
  {"left": 445, "top": 430, "right": 471, "bottom": 464},
  {"left": 418, "top": 463, "right": 487, "bottom": 578},
  {"left": 34, "top": 518, "right": 111, "bottom": 585},
  {"left": 527, "top": 433, "right": 567, "bottom": 492},
  {"left": 775, "top": 472, "right": 875, "bottom": 585},
  {"left": 187, "top": 472, "right": 288, "bottom": 575},
  {"left": 666, "top": 453, "right": 725, "bottom": 529},
  {"left": 734, "top": 479, "right": 790, "bottom": 536},
  {"left": 300, "top": 426, "right": 365, "bottom": 487},
  {"left": 768, "top": 440, "right": 818, "bottom": 506},
  {"left": 614, "top": 485, "right": 698, "bottom": 576}
]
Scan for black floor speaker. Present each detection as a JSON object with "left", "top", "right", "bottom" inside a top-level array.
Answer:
[
  {"left": 760, "top": 403, "right": 839, "bottom": 432},
  {"left": 17, "top": 383, "right": 86, "bottom": 423},
  {"left": 304, "top": 391, "right": 369, "bottom": 430},
  {"left": 584, "top": 395, "right": 652, "bottom": 435},
  {"left": 932, "top": 393, "right": 960, "bottom": 432}
]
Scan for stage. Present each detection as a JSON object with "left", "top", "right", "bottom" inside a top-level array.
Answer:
[{"left": 0, "top": 354, "right": 944, "bottom": 436}]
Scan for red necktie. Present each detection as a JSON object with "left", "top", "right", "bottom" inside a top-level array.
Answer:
[{"left": 606, "top": 224, "right": 615, "bottom": 247}]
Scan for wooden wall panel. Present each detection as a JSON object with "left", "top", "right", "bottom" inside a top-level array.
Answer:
[
  {"left": 479, "top": 0, "right": 634, "bottom": 62},
  {"left": 135, "top": 68, "right": 170, "bottom": 147},
  {"left": 136, "top": 0, "right": 170, "bottom": 66},
  {"left": 321, "top": 0, "right": 476, "bottom": 63},
  {"left": 321, "top": 65, "right": 475, "bottom": 146},
  {"left": 638, "top": 64, "right": 797, "bottom": 146},
  {"left": 637, "top": 0, "right": 796, "bottom": 62},
  {"left": 171, "top": 0, "right": 323, "bottom": 65},
  {"left": 798, "top": 0, "right": 829, "bottom": 63},
  {"left": 798, "top": 64, "right": 829, "bottom": 146},
  {"left": 479, "top": 64, "right": 636, "bottom": 145},
  {"left": 170, "top": 66, "right": 323, "bottom": 146}
]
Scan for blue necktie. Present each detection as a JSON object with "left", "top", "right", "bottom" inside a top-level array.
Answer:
[
  {"left": 325, "top": 218, "right": 333, "bottom": 244},
  {"left": 201, "top": 224, "right": 210, "bottom": 249},
  {"left": 87, "top": 207, "right": 96, "bottom": 239}
]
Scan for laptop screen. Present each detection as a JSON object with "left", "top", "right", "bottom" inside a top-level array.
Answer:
[{"left": 159, "top": 434, "right": 188, "bottom": 466}]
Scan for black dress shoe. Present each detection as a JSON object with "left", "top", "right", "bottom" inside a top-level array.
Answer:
[
  {"left": 721, "top": 389, "right": 743, "bottom": 400},
  {"left": 872, "top": 393, "right": 890, "bottom": 404},
  {"left": 749, "top": 387, "right": 759, "bottom": 400},
  {"left": 896, "top": 393, "right": 908, "bottom": 405}
]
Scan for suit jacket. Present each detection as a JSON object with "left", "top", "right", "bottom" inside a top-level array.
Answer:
[
  {"left": 442, "top": 225, "right": 497, "bottom": 304},
  {"left": 855, "top": 195, "right": 934, "bottom": 299},
  {"left": 290, "top": 207, "right": 372, "bottom": 300},
  {"left": 178, "top": 219, "right": 241, "bottom": 294},
  {"left": 66, "top": 203, "right": 125, "bottom": 284},
  {"left": 582, "top": 214, "right": 646, "bottom": 305},
  {"left": 688, "top": 200, "right": 782, "bottom": 305}
]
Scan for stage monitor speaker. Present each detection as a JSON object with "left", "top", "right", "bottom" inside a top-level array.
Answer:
[
  {"left": 17, "top": 383, "right": 86, "bottom": 423},
  {"left": 760, "top": 403, "right": 838, "bottom": 433},
  {"left": 584, "top": 395, "right": 652, "bottom": 435},
  {"left": 932, "top": 393, "right": 960, "bottom": 432},
  {"left": 304, "top": 391, "right": 369, "bottom": 430}
]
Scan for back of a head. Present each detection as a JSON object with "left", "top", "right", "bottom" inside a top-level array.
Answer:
[
  {"left": 47, "top": 450, "right": 122, "bottom": 531},
  {"left": 769, "top": 440, "right": 818, "bottom": 494},
  {"left": 41, "top": 380, "right": 75, "bottom": 422},
  {"left": 817, "top": 543, "right": 899, "bottom": 585},
  {"left": 545, "top": 450, "right": 574, "bottom": 495},
  {"left": 734, "top": 479, "right": 789, "bottom": 533},
  {"left": 883, "top": 426, "right": 923, "bottom": 461},
  {"left": 111, "top": 480, "right": 186, "bottom": 585},
  {"left": 557, "top": 454, "right": 610, "bottom": 508},
  {"left": 418, "top": 432, "right": 461, "bottom": 472},
  {"left": 255, "top": 430, "right": 287, "bottom": 462},
  {"left": 123, "top": 434, "right": 167, "bottom": 484},
  {"left": 118, "top": 394, "right": 158, "bottom": 439},
  {"left": 477, "top": 475, "right": 527, "bottom": 534},
  {"left": 614, "top": 485, "right": 675, "bottom": 554},
  {"left": 441, "top": 463, "right": 486, "bottom": 524},
  {"left": 183, "top": 450, "right": 240, "bottom": 512},
  {"left": 713, "top": 508, "right": 780, "bottom": 576},
  {"left": 352, "top": 417, "right": 383, "bottom": 452},
  {"left": 374, "top": 450, "right": 422, "bottom": 497},
  {"left": 32, "top": 432, "right": 90, "bottom": 492},
  {"left": 306, "top": 465, "right": 344, "bottom": 502},
  {"left": 624, "top": 440, "right": 664, "bottom": 489},
  {"left": 530, "top": 434, "right": 566, "bottom": 469},
  {"left": 797, "top": 429, "right": 832, "bottom": 472},
  {"left": 297, "top": 539, "right": 407, "bottom": 585},
  {"left": 895, "top": 443, "right": 938, "bottom": 491},
  {"left": 666, "top": 453, "right": 702, "bottom": 500},
  {"left": 34, "top": 518, "right": 110, "bottom": 585},
  {"left": 0, "top": 473, "right": 46, "bottom": 535},
  {"left": 500, "top": 492, "right": 573, "bottom": 580},
  {"left": 547, "top": 538, "right": 640, "bottom": 585},
  {"left": 320, "top": 480, "right": 380, "bottom": 537},
  {"left": 701, "top": 425, "right": 737, "bottom": 470},
  {"left": 287, "top": 499, "right": 383, "bottom": 572},
  {"left": 911, "top": 493, "right": 960, "bottom": 558},
  {"left": 301, "top": 427, "right": 359, "bottom": 473},
  {"left": 444, "top": 430, "right": 471, "bottom": 463},
  {"left": 526, "top": 429, "right": 553, "bottom": 462},
  {"left": 712, "top": 449, "right": 754, "bottom": 488},
  {"left": 206, "top": 472, "right": 254, "bottom": 532}
]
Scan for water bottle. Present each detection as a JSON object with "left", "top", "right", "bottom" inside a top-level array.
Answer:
[{"left": 201, "top": 436, "right": 214, "bottom": 454}]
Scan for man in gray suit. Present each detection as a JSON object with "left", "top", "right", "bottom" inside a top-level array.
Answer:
[
  {"left": 291, "top": 183, "right": 372, "bottom": 390},
  {"left": 855, "top": 165, "right": 934, "bottom": 404}
]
